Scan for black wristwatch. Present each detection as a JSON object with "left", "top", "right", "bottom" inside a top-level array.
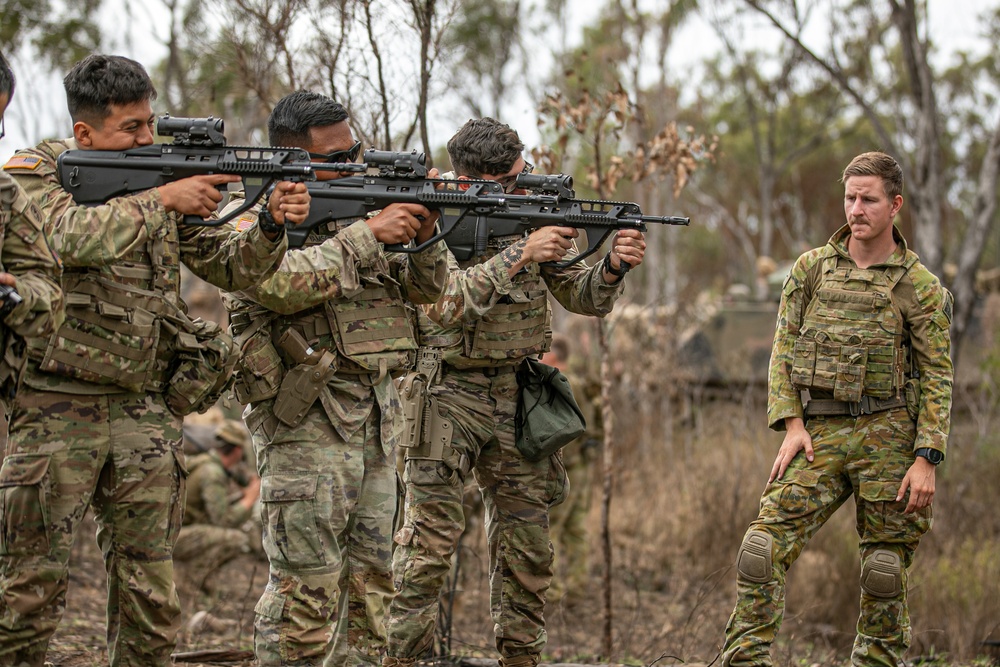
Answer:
[
  {"left": 257, "top": 207, "right": 284, "bottom": 237},
  {"left": 602, "top": 252, "right": 629, "bottom": 278},
  {"left": 914, "top": 447, "right": 944, "bottom": 465}
]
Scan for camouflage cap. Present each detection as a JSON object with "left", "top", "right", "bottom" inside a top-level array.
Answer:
[{"left": 214, "top": 419, "right": 251, "bottom": 449}]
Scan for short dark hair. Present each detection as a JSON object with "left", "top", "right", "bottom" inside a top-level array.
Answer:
[
  {"left": 268, "top": 91, "right": 349, "bottom": 147},
  {"left": 447, "top": 117, "right": 524, "bottom": 178},
  {"left": 0, "top": 50, "right": 15, "bottom": 99},
  {"left": 63, "top": 54, "right": 157, "bottom": 125},
  {"left": 841, "top": 151, "right": 904, "bottom": 200}
]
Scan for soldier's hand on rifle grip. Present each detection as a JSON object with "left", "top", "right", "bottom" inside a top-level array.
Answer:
[
  {"left": 523, "top": 226, "right": 578, "bottom": 265},
  {"left": 0, "top": 273, "right": 16, "bottom": 288},
  {"left": 158, "top": 174, "right": 241, "bottom": 218},
  {"left": 367, "top": 202, "right": 437, "bottom": 245},
  {"left": 608, "top": 229, "right": 647, "bottom": 273},
  {"left": 268, "top": 181, "right": 311, "bottom": 226}
]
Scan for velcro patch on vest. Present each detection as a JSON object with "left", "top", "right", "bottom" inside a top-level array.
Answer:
[
  {"left": 235, "top": 214, "right": 257, "bottom": 232},
  {"left": 3, "top": 155, "right": 43, "bottom": 171}
]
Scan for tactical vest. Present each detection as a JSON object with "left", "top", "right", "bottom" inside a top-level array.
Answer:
[
  {"left": 283, "top": 279, "right": 417, "bottom": 375},
  {"left": 23, "top": 141, "right": 181, "bottom": 393},
  {"left": 439, "top": 257, "right": 550, "bottom": 369},
  {"left": 228, "top": 227, "right": 418, "bottom": 403},
  {"left": 790, "top": 252, "right": 915, "bottom": 402}
]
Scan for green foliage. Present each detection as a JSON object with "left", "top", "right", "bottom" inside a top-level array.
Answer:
[
  {"left": 442, "top": 0, "right": 521, "bottom": 117},
  {"left": 0, "top": 0, "right": 105, "bottom": 69}
]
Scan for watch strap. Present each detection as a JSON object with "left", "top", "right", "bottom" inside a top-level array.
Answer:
[
  {"left": 914, "top": 447, "right": 944, "bottom": 465},
  {"left": 603, "top": 252, "right": 629, "bottom": 277}
]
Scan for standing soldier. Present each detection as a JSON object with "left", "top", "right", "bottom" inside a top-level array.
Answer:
[
  {"left": 221, "top": 90, "right": 448, "bottom": 667},
  {"left": 384, "top": 117, "right": 646, "bottom": 667},
  {"left": 722, "top": 151, "right": 953, "bottom": 667},
  {"left": 0, "top": 54, "right": 306, "bottom": 667},
  {"left": 0, "top": 50, "right": 64, "bottom": 430}
]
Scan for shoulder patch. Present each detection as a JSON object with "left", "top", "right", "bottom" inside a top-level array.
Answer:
[
  {"left": 3, "top": 155, "right": 43, "bottom": 171},
  {"left": 235, "top": 214, "right": 257, "bottom": 232}
]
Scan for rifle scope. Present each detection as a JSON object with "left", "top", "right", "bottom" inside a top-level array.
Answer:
[
  {"left": 515, "top": 172, "right": 575, "bottom": 198},
  {"left": 362, "top": 149, "right": 427, "bottom": 176},
  {"left": 156, "top": 115, "right": 226, "bottom": 147}
]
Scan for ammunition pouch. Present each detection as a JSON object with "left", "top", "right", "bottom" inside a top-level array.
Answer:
[
  {"left": 231, "top": 317, "right": 283, "bottom": 404},
  {"left": 163, "top": 315, "right": 238, "bottom": 416}
]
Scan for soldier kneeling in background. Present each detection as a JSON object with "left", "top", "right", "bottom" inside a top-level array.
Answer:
[{"left": 174, "top": 414, "right": 263, "bottom": 592}]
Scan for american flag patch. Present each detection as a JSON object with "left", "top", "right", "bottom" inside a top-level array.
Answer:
[
  {"left": 3, "top": 155, "right": 43, "bottom": 171},
  {"left": 235, "top": 214, "right": 257, "bottom": 232}
]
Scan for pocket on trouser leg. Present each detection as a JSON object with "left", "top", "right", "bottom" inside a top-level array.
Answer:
[
  {"left": 255, "top": 580, "right": 338, "bottom": 666},
  {"left": 259, "top": 473, "right": 326, "bottom": 569},
  {"left": 0, "top": 455, "right": 51, "bottom": 556},
  {"left": 859, "top": 480, "right": 932, "bottom": 543}
]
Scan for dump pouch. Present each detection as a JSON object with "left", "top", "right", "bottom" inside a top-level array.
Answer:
[
  {"left": 514, "top": 357, "right": 586, "bottom": 462},
  {"left": 164, "top": 315, "right": 238, "bottom": 416}
]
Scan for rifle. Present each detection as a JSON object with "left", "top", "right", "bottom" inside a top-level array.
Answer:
[
  {"left": 290, "top": 152, "right": 689, "bottom": 268},
  {"left": 285, "top": 149, "right": 560, "bottom": 249},
  {"left": 421, "top": 171, "right": 691, "bottom": 268},
  {"left": 57, "top": 115, "right": 316, "bottom": 227}
]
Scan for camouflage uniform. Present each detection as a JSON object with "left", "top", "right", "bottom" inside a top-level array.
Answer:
[
  {"left": 0, "top": 140, "right": 287, "bottom": 667},
  {"left": 548, "top": 363, "right": 601, "bottom": 603},
  {"left": 722, "top": 225, "right": 953, "bottom": 667},
  {"left": 0, "top": 168, "right": 64, "bottom": 407},
  {"left": 385, "top": 243, "right": 625, "bottom": 665},
  {"left": 173, "top": 450, "right": 255, "bottom": 576},
  {"left": 222, "top": 198, "right": 448, "bottom": 667}
]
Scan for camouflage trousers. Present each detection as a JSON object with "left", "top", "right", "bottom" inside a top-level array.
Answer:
[
  {"left": 386, "top": 367, "right": 568, "bottom": 661},
  {"left": 548, "top": 437, "right": 597, "bottom": 603},
  {"left": 250, "top": 402, "right": 396, "bottom": 667},
  {"left": 722, "top": 409, "right": 932, "bottom": 667},
  {"left": 0, "top": 389, "right": 186, "bottom": 667},
  {"left": 173, "top": 524, "right": 254, "bottom": 587}
]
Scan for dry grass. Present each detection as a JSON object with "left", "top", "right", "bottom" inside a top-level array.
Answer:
[{"left": 42, "top": 386, "right": 1000, "bottom": 667}]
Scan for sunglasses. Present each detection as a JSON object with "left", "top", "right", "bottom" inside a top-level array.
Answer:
[
  {"left": 308, "top": 140, "right": 362, "bottom": 163},
  {"left": 498, "top": 160, "right": 534, "bottom": 194}
]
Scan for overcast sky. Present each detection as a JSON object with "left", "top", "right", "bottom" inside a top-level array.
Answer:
[{"left": 2, "top": 0, "right": 996, "bottom": 162}]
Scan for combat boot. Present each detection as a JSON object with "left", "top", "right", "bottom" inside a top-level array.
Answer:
[
  {"left": 499, "top": 654, "right": 540, "bottom": 667},
  {"left": 382, "top": 657, "right": 417, "bottom": 667}
]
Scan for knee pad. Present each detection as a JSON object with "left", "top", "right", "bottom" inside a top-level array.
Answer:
[
  {"left": 860, "top": 549, "right": 902, "bottom": 598},
  {"left": 736, "top": 530, "right": 774, "bottom": 583}
]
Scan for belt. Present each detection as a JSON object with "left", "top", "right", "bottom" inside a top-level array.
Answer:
[
  {"left": 444, "top": 363, "right": 517, "bottom": 377},
  {"left": 805, "top": 394, "right": 907, "bottom": 417}
]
